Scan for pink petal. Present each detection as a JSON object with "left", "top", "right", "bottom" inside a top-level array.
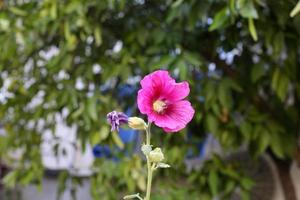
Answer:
[
  {"left": 140, "top": 70, "right": 173, "bottom": 90},
  {"left": 161, "top": 81, "right": 190, "bottom": 102},
  {"left": 137, "top": 89, "right": 153, "bottom": 114},
  {"left": 153, "top": 100, "right": 195, "bottom": 133}
]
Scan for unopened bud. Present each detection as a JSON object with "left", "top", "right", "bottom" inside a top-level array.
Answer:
[
  {"left": 128, "top": 117, "right": 147, "bottom": 130},
  {"left": 141, "top": 144, "right": 152, "bottom": 155},
  {"left": 148, "top": 148, "right": 164, "bottom": 163}
]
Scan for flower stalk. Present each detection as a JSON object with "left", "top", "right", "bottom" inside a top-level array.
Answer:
[
  {"left": 145, "top": 122, "right": 153, "bottom": 200},
  {"left": 108, "top": 70, "right": 194, "bottom": 200}
]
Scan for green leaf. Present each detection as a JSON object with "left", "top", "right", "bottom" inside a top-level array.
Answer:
[
  {"left": 20, "top": 171, "right": 35, "bottom": 185},
  {"left": 241, "top": 189, "right": 250, "bottom": 200},
  {"left": 57, "top": 171, "right": 69, "bottom": 200},
  {"left": 172, "top": 0, "right": 184, "bottom": 8},
  {"left": 71, "top": 103, "right": 85, "bottom": 119},
  {"left": 3, "top": 171, "right": 18, "bottom": 188},
  {"left": 90, "top": 126, "right": 109, "bottom": 145},
  {"left": 204, "top": 82, "right": 216, "bottom": 108},
  {"left": 270, "top": 131, "right": 285, "bottom": 159},
  {"left": 9, "top": 7, "right": 27, "bottom": 16},
  {"left": 229, "top": 0, "right": 237, "bottom": 14},
  {"left": 272, "top": 32, "right": 284, "bottom": 56},
  {"left": 224, "top": 180, "right": 236, "bottom": 194},
  {"left": 87, "top": 97, "right": 98, "bottom": 121},
  {"left": 251, "top": 64, "right": 265, "bottom": 83},
  {"left": 208, "top": 170, "right": 219, "bottom": 196},
  {"left": 176, "top": 60, "right": 187, "bottom": 80},
  {"left": 240, "top": 121, "right": 252, "bottom": 141},
  {"left": 238, "top": 0, "right": 258, "bottom": 19},
  {"left": 94, "top": 26, "right": 102, "bottom": 46},
  {"left": 206, "top": 114, "right": 219, "bottom": 134},
  {"left": 183, "top": 52, "right": 202, "bottom": 66},
  {"left": 226, "top": 79, "right": 243, "bottom": 92},
  {"left": 152, "top": 55, "right": 174, "bottom": 68},
  {"left": 218, "top": 79, "right": 233, "bottom": 109},
  {"left": 290, "top": 1, "right": 300, "bottom": 17},
  {"left": 256, "top": 129, "right": 270, "bottom": 155},
  {"left": 209, "top": 7, "right": 230, "bottom": 31},
  {"left": 248, "top": 18, "right": 258, "bottom": 41},
  {"left": 271, "top": 68, "right": 289, "bottom": 101}
]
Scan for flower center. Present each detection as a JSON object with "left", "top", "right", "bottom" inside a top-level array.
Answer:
[{"left": 153, "top": 100, "right": 167, "bottom": 113}]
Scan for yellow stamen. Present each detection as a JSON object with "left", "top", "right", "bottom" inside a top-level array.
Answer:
[{"left": 153, "top": 100, "right": 167, "bottom": 113}]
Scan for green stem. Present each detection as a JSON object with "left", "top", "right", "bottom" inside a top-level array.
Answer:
[
  {"left": 145, "top": 158, "right": 153, "bottom": 200},
  {"left": 145, "top": 122, "right": 153, "bottom": 200},
  {"left": 146, "top": 122, "right": 151, "bottom": 145}
]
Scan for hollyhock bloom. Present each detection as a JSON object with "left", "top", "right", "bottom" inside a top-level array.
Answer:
[
  {"left": 137, "top": 70, "right": 195, "bottom": 132},
  {"left": 107, "top": 111, "right": 128, "bottom": 132}
]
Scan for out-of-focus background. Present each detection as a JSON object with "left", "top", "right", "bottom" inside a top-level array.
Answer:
[{"left": 0, "top": 0, "right": 300, "bottom": 200}]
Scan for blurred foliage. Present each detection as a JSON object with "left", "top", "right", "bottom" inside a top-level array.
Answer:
[{"left": 0, "top": 0, "right": 300, "bottom": 199}]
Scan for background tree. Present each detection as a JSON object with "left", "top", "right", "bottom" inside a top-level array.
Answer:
[{"left": 0, "top": 0, "right": 300, "bottom": 199}]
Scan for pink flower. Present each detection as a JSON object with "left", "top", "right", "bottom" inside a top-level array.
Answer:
[{"left": 137, "top": 70, "right": 195, "bottom": 133}]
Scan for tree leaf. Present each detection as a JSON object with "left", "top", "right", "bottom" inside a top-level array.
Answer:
[
  {"left": 248, "top": 17, "right": 258, "bottom": 41},
  {"left": 290, "top": 1, "right": 300, "bottom": 17},
  {"left": 87, "top": 97, "right": 98, "bottom": 121},
  {"left": 206, "top": 113, "right": 219, "bottom": 134},
  {"left": 208, "top": 170, "right": 219, "bottom": 197},
  {"left": 239, "top": 0, "right": 258, "bottom": 19},
  {"left": 209, "top": 7, "right": 230, "bottom": 31},
  {"left": 3, "top": 171, "right": 18, "bottom": 188},
  {"left": 251, "top": 64, "right": 265, "bottom": 83}
]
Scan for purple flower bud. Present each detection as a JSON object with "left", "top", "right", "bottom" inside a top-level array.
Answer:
[{"left": 107, "top": 111, "right": 128, "bottom": 132}]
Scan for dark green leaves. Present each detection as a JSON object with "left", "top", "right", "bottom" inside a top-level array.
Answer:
[
  {"left": 209, "top": 7, "right": 230, "bottom": 31},
  {"left": 271, "top": 68, "right": 290, "bottom": 101},
  {"left": 251, "top": 64, "right": 265, "bottom": 83}
]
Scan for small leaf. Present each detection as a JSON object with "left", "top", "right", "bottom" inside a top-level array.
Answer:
[
  {"left": 251, "top": 64, "right": 265, "bottom": 83},
  {"left": 241, "top": 177, "right": 255, "bottom": 190},
  {"left": 87, "top": 97, "right": 98, "bottom": 121},
  {"left": 271, "top": 68, "right": 289, "bottom": 101},
  {"left": 9, "top": 7, "right": 27, "bottom": 16},
  {"left": 209, "top": 7, "right": 230, "bottom": 31},
  {"left": 218, "top": 79, "right": 233, "bottom": 109},
  {"left": 208, "top": 170, "right": 218, "bottom": 197},
  {"left": 94, "top": 26, "right": 102, "bottom": 46},
  {"left": 239, "top": 0, "right": 258, "bottom": 19},
  {"left": 183, "top": 52, "right": 202, "bottom": 66},
  {"left": 172, "top": 0, "right": 184, "bottom": 8},
  {"left": 20, "top": 171, "right": 34, "bottom": 185},
  {"left": 206, "top": 113, "right": 219, "bottom": 134},
  {"left": 270, "top": 131, "right": 285, "bottom": 159},
  {"left": 248, "top": 18, "right": 258, "bottom": 41},
  {"left": 290, "top": 1, "right": 300, "bottom": 17},
  {"left": 240, "top": 121, "right": 252, "bottom": 141},
  {"left": 256, "top": 130, "right": 270, "bottom": 155},
  {"left": 71, "top": 103, "right": 84, "bottom": 119},
  {"left": 3, "top": 171, "right": 18, "bottom": 188}
]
